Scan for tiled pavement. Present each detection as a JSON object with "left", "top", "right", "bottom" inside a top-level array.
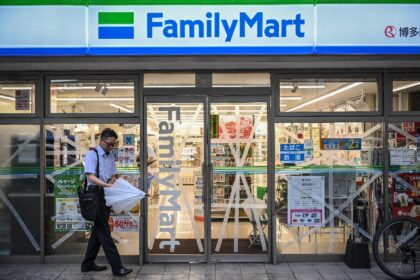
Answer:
[{"left": 0, "top": 262, "right": 395, "bottom": 280}]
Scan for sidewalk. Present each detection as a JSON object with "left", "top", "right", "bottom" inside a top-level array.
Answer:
[{"left": 0, "top": 262, "right": 394, "bottom": 280}]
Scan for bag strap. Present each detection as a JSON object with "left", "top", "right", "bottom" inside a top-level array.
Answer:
[{"left": 83, "top": 148, "right": 100, "bottom": 191}]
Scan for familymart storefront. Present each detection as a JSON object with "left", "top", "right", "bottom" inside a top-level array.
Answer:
[{"left": 0, "top": 0, "right": 420, "bottom": 264}]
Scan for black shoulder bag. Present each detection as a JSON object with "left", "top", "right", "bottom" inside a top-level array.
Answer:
[{"left": 77, "top": 149, "right": 99, "bottom": 222}]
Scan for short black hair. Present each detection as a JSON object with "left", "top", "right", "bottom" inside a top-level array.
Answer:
[{"left": 101, "top": 128, "right": 118, "bottom": 140}]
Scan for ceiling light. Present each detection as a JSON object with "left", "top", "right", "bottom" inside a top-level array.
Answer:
[
  {"left": 1, "top": 86, "right": 33, "bottom": 90},
  {"left": 0, "top": 93, "right": 15, "bottom": 101},
  {"left": 56, "top": 97, "right": 133, "bottom": 101},
  {"left": 281, "top": 96, "right": 302, "bottom": 100},
  {"left": 54, "top": 85, "right": 134, "bottom": 90},
  {"left": 110, "top": 103, "right": 133, "bottom": 113},
  {"left": 144, "top": 84, "right": 195, "bottom": 88},
  {"left": 393, "top": 81, "right": 420, "bottom": 92},
  {"left": 280, "top": 84, "right": 326, "bottom": 89},
  {"left": 286, "top": 82, "right": 363, "bottom": 112},
  {"left": 280, "top": 104, "right": 287, "bottom": 107}
]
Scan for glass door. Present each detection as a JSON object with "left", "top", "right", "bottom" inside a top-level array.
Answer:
[
  {"left": 209, "top": 99, "right": 269, "bottom": 261},
  {"left": 146, "top": 98, "right": 206, "bottom": 261}
]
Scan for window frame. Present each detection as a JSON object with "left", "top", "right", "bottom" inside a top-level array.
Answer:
[
  {"left": 387, "top": 72, "right": 420, "bottom": 116},
  {"left": 0, "top": 74, "right": 42, "bottom": 118},
  {"left": 273, "top": 72, "right": 383, "bottom": 117},
  {"left": 45, "top": 74, "right": 140, "bottom": 118}
]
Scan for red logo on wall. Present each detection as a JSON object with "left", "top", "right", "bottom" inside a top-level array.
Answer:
[{"left": 385, "top": 26, "right": 396, "bottom": 38}]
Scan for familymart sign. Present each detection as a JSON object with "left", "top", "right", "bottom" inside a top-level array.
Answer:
[{"left": 0, "top": 1, "right": 420, "bottom": 55}]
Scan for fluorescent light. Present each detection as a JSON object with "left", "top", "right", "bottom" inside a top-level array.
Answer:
[
  {"left": 110, "top": 103, "right": 133, "bottom": 113},
  {"left": 281, "top": 96, "right": 302, "bottom": 100},
  {"left": 56, "top": 97, "right": 133, "bottom": 101},
  {"left": 144, "top": 85, "right": 195, "bottom": 88},
  {"left": 0, "top": 94, "right": 15, "bottom": 101},
  {"left": 280, "top": 104, "right": 287, "bottom": 107},
  {"left": 393, "top": 81, "right": 420, "bottom": 92},
  {"left": 53, "top": 85, "right": 134, "bottom": 90},
  {"left": 280, "top": 85, "right": 326, "bottom": 89},
  {"left": 2, "top": 86, "right": 33, "bottom": 90},
  {"left": 212, "top": 84, "right": 270, "bottom": 88},
  {"left": 286, "top": 82, "right": 363, "bottom": 112}
]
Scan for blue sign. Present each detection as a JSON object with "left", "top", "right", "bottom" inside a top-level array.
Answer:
[
  {"left": 280, "top": 144, "right": 304, "bottom": 152},
  {"left": 123, "top": 134, "right": 135, "bottom": 146},
  {"left": 320, "top": 138, "right": 362, "bottom": 150},
  {"left": 280, "top": 144, "right": 305, "bottom": 163}
]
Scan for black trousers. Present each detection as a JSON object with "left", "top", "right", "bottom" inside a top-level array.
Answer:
[{"left": 82, "top": 187, "right": 122, "bottom": 271}]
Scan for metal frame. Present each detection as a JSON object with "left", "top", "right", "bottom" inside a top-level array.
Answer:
[
  {"left": 271, "top": 69, "right": 419, "bottom": 262},
  {"left": 0, "top": 68, "right": 419, "bottom": 264},
  {"left": 144, "top": 95, "right": 207, "bottom": 263},
  {"left": 207, "top": 95, "right": 271, "bottom": 263},
  {"left": 0, "top": 74, "right": 43, "bottom": 118},
  {"left": 144, "top": 92, "right": 272, "bottom": 263},
  {"left": 42, "top": 118, "right": 141, "bottom": 262},
  {"left": 386, "top": 72, "right": 420, "bottom": 116},
  {"left": 44, "top": 74, "right": 141, "bottom": 118}
]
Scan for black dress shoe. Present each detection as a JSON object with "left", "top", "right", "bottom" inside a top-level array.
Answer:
[
  {"left": 113, "top": 267, "right": 133, "bottom": 277},
  {"left": 81, "top": 263, "right": 107, "bottom": 272}
]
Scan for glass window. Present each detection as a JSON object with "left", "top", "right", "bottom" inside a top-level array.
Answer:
[
  {"left": 275, "top": 122, "right": 383, "bottom": 255},
  {"left": 279, "top": 78, "right": 378, "bottom": 113},
  {"left": 45, "top": 124, "right": 140, "bottom": 256},
  {"left": 212, "top": 73, "right": 270, "bottom": 87},
  {"left": 0, "top": 125, "right": 40, "bottom": 255},
  {"left": 144, "top": 73, "right": 195, "bottom": 88},
  {"left": 388, "top": 121, "right": 420, "bottom": 219},
  {"left": 50, "top": 79, "right": 135, "bottom": 114},
  {"left": 392, "top": 80, "right": 420, "bottom": 112},
  {"left": 146, "top": 103, "right": 204, "bottom": 255},
  {"left": 0, "top": 82, "right": 35, "bottom": 114}
]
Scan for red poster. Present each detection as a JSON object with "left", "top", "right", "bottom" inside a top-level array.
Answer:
[
  {"left": 219, "top": 116, "right": 253, "bottom": 139},
  {"left": 395, "top": 122, "right": 420, "bottom": 144},
  {"left": 392, "top": 173, "right": 420, "bottom": 219}
]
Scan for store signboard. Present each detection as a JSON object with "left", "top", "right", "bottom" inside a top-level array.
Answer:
[
  {"left": 0, "top": 3, "right": 419, "bottom": 55},
  {"left": 288, "top": 176, "right": 325, "bottom": 227},
  {"left": 320, "top": 138, "right": 362, "bottom": 150},
  {"left": 280, "top": 144, "right": 305, "bottom": 163},
  {"left": 316, "top": 4, "right": 420, "bottom": 54}
]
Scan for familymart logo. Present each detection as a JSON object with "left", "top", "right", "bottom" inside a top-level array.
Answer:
[{"left": 98, "top": 12, "right": 134, "bottom": 39}]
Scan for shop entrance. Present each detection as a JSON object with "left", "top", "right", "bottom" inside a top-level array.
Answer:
[{"left": 146, "top": 96, "right": 269, "bottom": 262}]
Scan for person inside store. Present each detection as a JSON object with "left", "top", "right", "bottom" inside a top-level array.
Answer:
[
  {"left": 135, "top": 142, "right": 158, "bottom": 194},
  {"left": 81, "top": 128, "right": 133, "bottom": 277}
]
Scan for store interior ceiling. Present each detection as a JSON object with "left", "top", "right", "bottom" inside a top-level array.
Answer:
[{"left": 0, "top": 78, "right": 419, "bottom": 113}]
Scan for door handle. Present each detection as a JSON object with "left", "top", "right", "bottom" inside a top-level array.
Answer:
[
  {"left": 208, "top": 163, "right": 213, "bottom": 204},
  {"left": 201, "top": 163, "right": 206, "bottom": 204}
]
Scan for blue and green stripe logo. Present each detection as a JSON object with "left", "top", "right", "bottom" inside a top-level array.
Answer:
[{"left": 98, "top": 12, "right": 134, "bottom": 39}]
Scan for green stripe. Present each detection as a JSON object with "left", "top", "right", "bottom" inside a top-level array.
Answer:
[
  {"left": 98, "top": 12, "right": 134, "bottom": 24},
  {"left": 1, "top": 0, "right": 420, "bottom": 4},
  {"left": 89, "top": 0, "right": 314, "bottom": 4}
]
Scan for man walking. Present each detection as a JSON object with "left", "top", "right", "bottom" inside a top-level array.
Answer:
[{"left": 81, "top": 128, "right": 133, "bottom": 277}]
